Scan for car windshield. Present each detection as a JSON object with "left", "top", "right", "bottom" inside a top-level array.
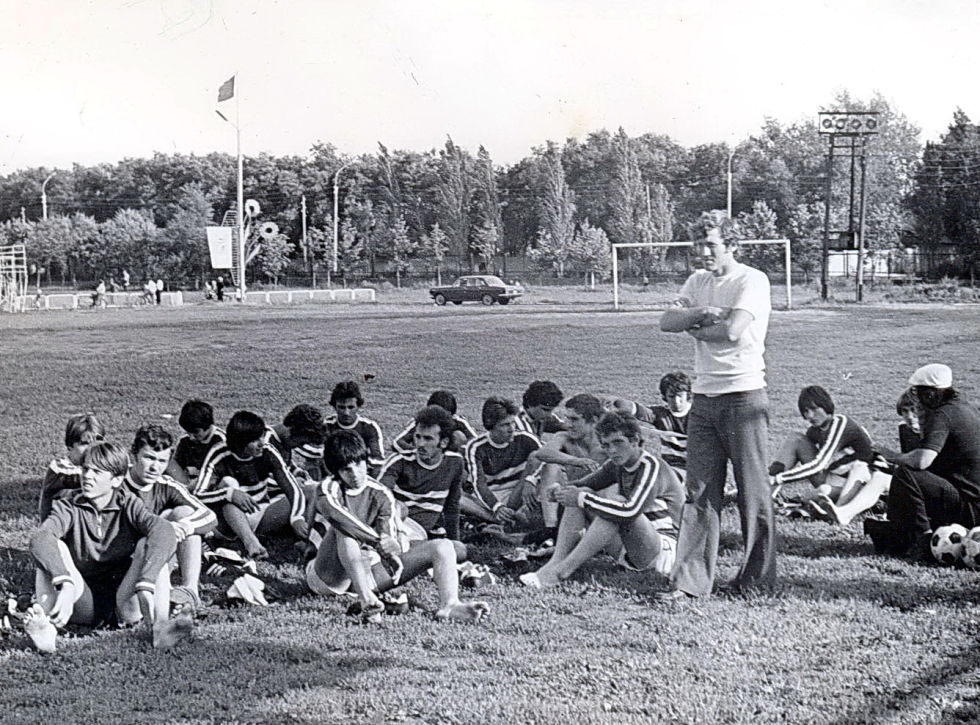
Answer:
[{"left": 483, "top": 276, "right": 506, "bottom": 286}]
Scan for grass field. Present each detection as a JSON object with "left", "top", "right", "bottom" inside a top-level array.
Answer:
[{"left": 2, "top": 297, "right": 980, "bottom": 724}]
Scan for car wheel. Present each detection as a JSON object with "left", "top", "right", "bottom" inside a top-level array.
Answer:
[
  {"left": 452, "top": 300, "right": 463, "bottom": 305},
  {"left": 481, "top": 294, "right": 494, "bottom": 306},
  {"left": 434, "top": 294, "right": 447, "bottom": 306},
  {"left": 498, "top": 298, "right": 510, "bottom": 305}
]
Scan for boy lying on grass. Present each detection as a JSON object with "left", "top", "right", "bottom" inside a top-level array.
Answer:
[
  {"left": 25, "top": 442, "right": 192, "bottom": 652},
  {"left": 520, "top": 412, "right": 683, "bottom": 588},
  {"left": 306, "top": 430, "right": 488, "bottom": 624}
]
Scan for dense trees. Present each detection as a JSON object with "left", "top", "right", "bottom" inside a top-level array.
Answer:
[{"left": 5, "top": 91, "right": 980, "bottom": 287}]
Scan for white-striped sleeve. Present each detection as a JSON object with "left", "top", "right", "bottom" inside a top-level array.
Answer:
[
  {"left": 317, "top": 481, "right": 381, "bottom": 544},
  {"left": 581, "top": 456, "right": 660, "bottom": 521},
  {"left": 391, "top": 421, "right": 415, "bottom": 454},
  {"left": 266, "top": 444, "right": 306, "bottom": 525},
  {"left": 777, "top": 415, "right": 847, "bottom": 484},
  {"left": 161, "top": 478, "right": 217, "bottom": 535},
  {"left": 193, "top": 448, "right": 233, "bottom": 505}
]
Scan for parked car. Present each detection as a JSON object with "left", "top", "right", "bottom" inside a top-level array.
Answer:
[{"left": 429, "top": 275, "right": 523, "bottom": 306}]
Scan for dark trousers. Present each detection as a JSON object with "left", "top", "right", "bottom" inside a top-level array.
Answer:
[
  {"left": 888, "top": 466, "right": 979, "bottom": 544},
  {"left": 670, "top": 389, "right": 775, "bottom": 596}
]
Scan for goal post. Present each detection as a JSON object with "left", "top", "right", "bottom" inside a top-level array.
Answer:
[
  {"left": 611, "top": 238, "right": 793, "bottom": 310},
  {"left": 0, "top": 244, "right": 28, "bottom": 313}
]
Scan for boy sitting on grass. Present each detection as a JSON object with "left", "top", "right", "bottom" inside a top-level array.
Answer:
[
  {"left": 525, "top": 394, "right": 607, "bottom": 538},
  {"left": 769, "top": 385, "right": 886, "bottom": 526},
  {"left": 25, "top": 442, "right": 191, "bottom": 652},
  {"left": 174, "top": 399, "right": 225, "bottom": 480},
  {"left": 380, "top": 405, "right": 467, "bottom": 540},
  {"left": 306, "top": 430, "right": 488, "bottom": 624},
  {"left": 325, "top": 381, "right": 386, "bottom": 477},
  {"left": 611, "top": 371, "right": 692, "bottom": 480},
  {"left": 266, "top": 403, "right": 328, "bottom": 482},
  {"left": 194, "top": 411, "right": 309, "bottom": 560},
  {"left": 516, "top": 380, "right": 566, "bottom": 439},
  {"left": 123, "top": 424, "right": 216, "bottom": 610},
  {"left": 39, "top": 413, "right": 106, "bottom": 520},
  {"left": 460, "top": 397, "right": 541, "bottom": 528},
  {"left": 390, "top": 390, "right": 478, "bottom": 455},
  {"left": 520, "top": 412, "right": 683, "bottom": 589}
]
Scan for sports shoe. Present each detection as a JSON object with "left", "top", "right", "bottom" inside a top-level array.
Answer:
[
  {"left": 654, "top": 588, "right": 698, "bottom": 603},
  {"left": 458, "top": 561, "right": 495, "bottom": 589},
  {"left": 381, "top": 591, "right": 409, "bottom": 615},
  {"left": 527, "top": 540, "right": 555, "bottom": 559},
  {"left": 360, "top": 601, "right": 385, "bottom": 624},
  {"left": 806, "top": 495, "right": 832, "bottom": 521}
]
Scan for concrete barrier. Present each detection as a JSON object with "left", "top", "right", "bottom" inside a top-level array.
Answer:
[
  {"left": 13, "top": 287, "right": 371, "bottom": 312},
  {"left": 244, "top": 288, "right": 376, "bottom": 305},
  {"left": 15, "top": 290, "right": 184, "bottom": 311}
]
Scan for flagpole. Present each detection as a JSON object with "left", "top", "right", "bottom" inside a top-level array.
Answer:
[{"left": 236, "top": 76, "right": 245, "bottom": 300}]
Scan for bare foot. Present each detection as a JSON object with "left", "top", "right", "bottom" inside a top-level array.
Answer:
[
  {"left": 152, "top": 613, "right": 194, "bottom": 650},
  {"left": 521, "top": 568, "right": 559, "bottom": 588},
  {"left": 435, "top": 601, "right": 489, "bottom": 623},
  {"left": 23, "top": 604, "right": 57, "bottom": 654},
  {"left": 246, "top": 545, "right": 269, "bottom": 561}
]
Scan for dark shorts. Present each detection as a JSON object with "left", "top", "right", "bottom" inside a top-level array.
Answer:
[{"left": 79, "top": 561, "right": 131, "bottom": 628}]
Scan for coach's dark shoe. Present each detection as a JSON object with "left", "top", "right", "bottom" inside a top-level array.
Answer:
[{"left": 863, "top": 518, "right": 908, "bottom": 556}]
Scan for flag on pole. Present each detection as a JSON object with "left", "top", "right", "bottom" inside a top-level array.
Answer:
[{"left": 217, "top": 76, "right": 235, "bottom": 103}]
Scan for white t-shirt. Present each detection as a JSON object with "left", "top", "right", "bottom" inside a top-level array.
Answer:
[{"left": 676, "top": 262, "right": 771, "bottom": 395}]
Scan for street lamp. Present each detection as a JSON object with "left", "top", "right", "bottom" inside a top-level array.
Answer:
[
  {"left": 41, "top": 172, "right": 55, "bottom": 220},
  {"left": 332, "top": 161, "right": 354, "bottom": 281}
]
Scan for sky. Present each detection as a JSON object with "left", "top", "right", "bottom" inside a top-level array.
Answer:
[{"left": 2, "top": 0, "right": 979, "bottom": 174}]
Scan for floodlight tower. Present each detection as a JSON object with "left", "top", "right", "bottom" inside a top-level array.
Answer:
[{"left": 817, "top": 111, "right": 880, "bottom": 301}]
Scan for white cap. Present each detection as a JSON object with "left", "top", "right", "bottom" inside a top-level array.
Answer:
[{"left": 908, "top": 363, "right": 952, "bottom": 389}]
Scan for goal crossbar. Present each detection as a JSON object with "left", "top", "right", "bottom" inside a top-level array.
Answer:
[{"left": 611, "top": 238, "right": 792, "bottom": 310}]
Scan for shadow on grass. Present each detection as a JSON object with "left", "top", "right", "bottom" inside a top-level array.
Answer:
[
  {"left": 0, "top": 546, "right": 36, "bottom": 591},
  {"left": 779, "top": 569, "right": 980, "bottom": 611},
  {"left": 777, "top": 531, "right": 872, "bottom": 559},
  {"left": 826, "top": 632, "right": 980, "bottom": 724},
  {"left": 0, "top": 634, "right": 385, "bottom": 723}
]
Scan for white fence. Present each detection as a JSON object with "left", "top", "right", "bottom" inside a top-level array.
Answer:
[{"left": 18, "top": 288, "right": 376, "bottom": 311}]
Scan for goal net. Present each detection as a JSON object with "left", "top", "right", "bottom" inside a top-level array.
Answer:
[
  {"left": 0, "top": 244, "right": 28, "bottom": 313},
  {"left": 611, "top": 239, "right": 793, "bottom": 310}
]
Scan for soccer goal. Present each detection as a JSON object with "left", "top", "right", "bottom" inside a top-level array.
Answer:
[
  {"left": 0, "top": 244, "right": 28, "bottom": 313},
  {"left": 611, "top": 238, "right": 793, "bottom": 310}
]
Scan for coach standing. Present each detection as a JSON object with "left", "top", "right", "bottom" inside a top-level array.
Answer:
[{"left": 658, "top": 210, "right": 774, "bottom": 600}]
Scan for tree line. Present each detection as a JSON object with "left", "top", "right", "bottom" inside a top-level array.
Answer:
[{"left": 1, "top": 91, "right": 976, "bottom": 289}]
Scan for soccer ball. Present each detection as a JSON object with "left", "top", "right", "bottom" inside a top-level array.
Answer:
[
  {"left": 931, "top": 524, "right": 968, "bottom": 565},
  {"left": 961, "top": 527, "right": 980, "bottom": 569}
]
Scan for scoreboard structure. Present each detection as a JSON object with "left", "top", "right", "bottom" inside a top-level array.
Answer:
[{"left": 817, "top": 111, "right": 881, "bottom": 301}]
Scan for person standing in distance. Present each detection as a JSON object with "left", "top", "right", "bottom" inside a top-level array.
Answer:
[{"left": 658, "top": 210, "right": 774, "bottom": 600}]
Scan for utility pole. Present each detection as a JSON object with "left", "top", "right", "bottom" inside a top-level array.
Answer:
[
  {"left": 301, "top": 194, "right": 308, "bottom": 268},
  {"left": 332, "top": 161, "right": 353, "bottom": 288},
  {"left": 727, "top": 148, "right": 735, "bottom": 218},
  {"left": 41, "top": 172, "right": 55, "bottom": 221}
]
